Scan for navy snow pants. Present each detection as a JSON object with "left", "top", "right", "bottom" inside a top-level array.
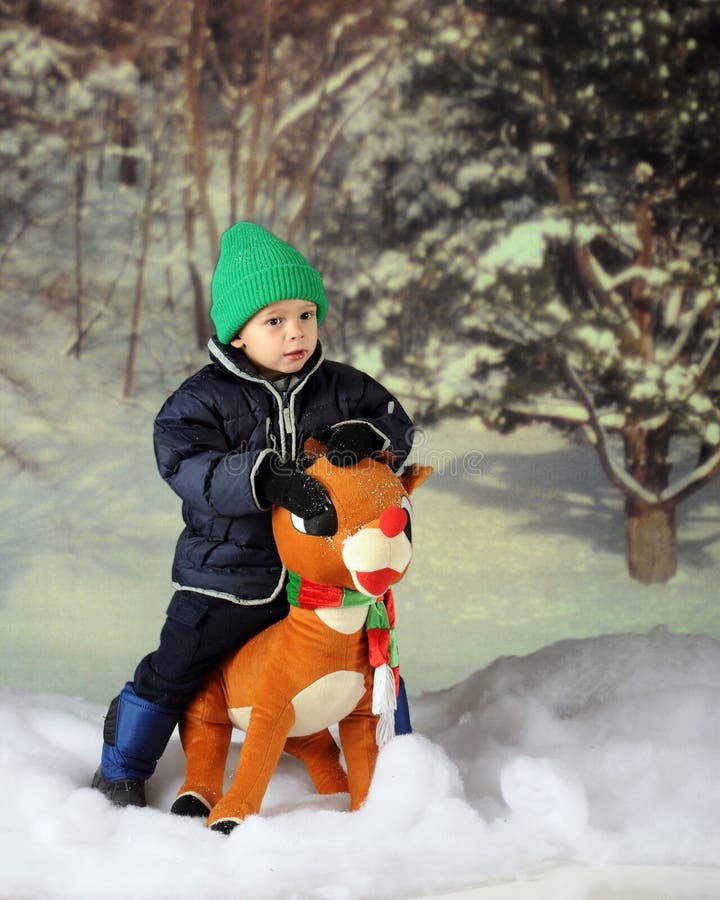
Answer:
[{"left": 101, "top": 589, "right": 289, "bottom": 783}]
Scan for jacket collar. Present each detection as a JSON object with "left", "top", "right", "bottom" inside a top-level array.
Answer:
[{"left": 207, "top": 336, "right": 324, "bottom": 391}]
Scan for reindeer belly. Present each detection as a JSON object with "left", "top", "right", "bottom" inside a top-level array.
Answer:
[
  {"left": 224, "top": 606, "right": 372, "bottom": 736},
  {"left": 227, "top": 671, "right": 366, "bottom": 735},
  {"left": 293, "top": 670, "right": 368, "bottom": 734}
]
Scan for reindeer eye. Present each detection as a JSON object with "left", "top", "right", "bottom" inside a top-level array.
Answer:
[
  {"left": 290, "top": 505, "right": 338, "bottom": 537},
  {"left": 401, "top": 496, "right": 413, "bottom": 542}
]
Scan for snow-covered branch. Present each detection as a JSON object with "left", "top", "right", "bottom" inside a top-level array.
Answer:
[
  {"left": 271, "top": 48, "right": 387, "bottom": 141},
  {"left": 662, "top": 290, "right": 719, "bottom": 374},
  {"left": 579, "top": 247, "right": 640, "bottom": 342},
  {"left": 287, "top": 58, "right": 394, "bottom": 236},
  {"left": 561, "top": 359, "right": 720, "bottom": 509},
  {"left": 506, "top": 398, "right": 671, "bottom": 435},
  {"left": 695, "top": 329, "right": 720, "bottom": 388},
  {"left": 587, "top": 257, "right": 669, "bottom": 294},
  {"left": 562, "top": 358, "right": 658, "bottom": 505},
  {"left": 506, "top": 398, "right": 624, "bottom": 429},
  {"left": 661, "top": 446, "right": 720, "bottom": 505}
]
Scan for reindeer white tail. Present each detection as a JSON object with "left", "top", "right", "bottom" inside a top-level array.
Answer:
[{"left": 372, "top": 663, "right": 397, "bottom": 748}]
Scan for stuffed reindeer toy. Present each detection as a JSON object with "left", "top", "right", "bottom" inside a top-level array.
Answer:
[{"left": 171, "top": 439, "right": 431, "bottom": 833}]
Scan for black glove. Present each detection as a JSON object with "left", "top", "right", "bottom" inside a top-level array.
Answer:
[
  {"left": 324, "top": 422, "right": 385, "bottom": 467},
  {"left": 255, "top": 453, "right": 331, "bottom": 519}
]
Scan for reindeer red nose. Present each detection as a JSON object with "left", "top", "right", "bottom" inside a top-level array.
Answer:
[{"left": 379, "top": 506, "right": 407, "bottom": 538}]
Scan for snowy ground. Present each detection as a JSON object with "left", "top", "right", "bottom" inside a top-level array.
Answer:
[
  {"left": 3, "top": 628, "right": 720, "bottom": 899},
  {"left": 3, "top": 308, "right": 720, "bottom": 897}
]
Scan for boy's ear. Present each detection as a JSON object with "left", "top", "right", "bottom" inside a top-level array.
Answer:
[{"left": 400, "top": 464, "right": 432, "bottom": 495}]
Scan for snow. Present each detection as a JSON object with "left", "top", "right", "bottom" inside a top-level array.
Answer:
[
  {"left": 476, "top": 218, "right": 600, "bottom": 276},
  {"left": 456, "top": 161, "right": 495, "bottom": 189},
  {"left": 573, "top": 325, "right": 621, "bottom": 358},
  {"left": 3, "top": 310, "right": 720, "bottom": 898},
  {"left": 3, "top": 629, "right": 720, "bottom": 899},
  {"left": 371, "top": 250, "right": 420, "bottom": 292}
]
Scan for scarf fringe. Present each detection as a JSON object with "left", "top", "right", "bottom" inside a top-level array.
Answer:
[{"left": 372, "top": 663, "right": 397, "bottom": 748}]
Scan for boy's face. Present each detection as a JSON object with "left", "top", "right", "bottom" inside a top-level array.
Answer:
[{"left": 230, "top": 299, "right": 319, "bottom": 380}]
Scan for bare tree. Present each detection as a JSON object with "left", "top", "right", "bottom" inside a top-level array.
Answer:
[{"left": 123, "top": 132, "right": 164, "bottom": 399}]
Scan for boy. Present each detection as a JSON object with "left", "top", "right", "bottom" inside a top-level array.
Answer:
[{"left": 92, "top": 222, "right": 415, "bottom": 807}]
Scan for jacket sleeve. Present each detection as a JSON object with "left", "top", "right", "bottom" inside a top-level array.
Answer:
[
  {"left": 153, "top": 387, "right": 270, "bottom": 518},
  {"left": 333, "top": 368, "right": 415, "bottom": 468}
]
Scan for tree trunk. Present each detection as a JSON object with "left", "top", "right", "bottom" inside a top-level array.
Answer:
[
  {"left": 245, "top": 0, "right": 273, "bottom": 221},
  {"left": 625, "top": 499, "right": 677, "bottom": 583},
  {"left": 122, "top": 136, "right": 160, "bottom": 398},
  {"left": 189, "top": 258, "right": 212, "bottom": 349},
  {"left": 117, "top": 102, "right": 138, "bottom": 187},
  {"left": 181, "top": 0, "right": 218, "bottom": 254},
  {"left": 73, "top": 152, "right": 87, "bottom": 358},
  {"left": 623, "top": 423, "right": 677, "bottom": 583}
]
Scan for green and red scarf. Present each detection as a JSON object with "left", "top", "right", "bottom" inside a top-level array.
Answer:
[{"left": 286, "top": 570, "right": 400, "bottom": 745}]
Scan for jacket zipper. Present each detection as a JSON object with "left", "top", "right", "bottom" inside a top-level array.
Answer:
[
  {"left": 281, "top": 392, "right": 295, "bottom": 460},
  {"left": 207, "top": 339, "right": 323, "bottom": 463}
]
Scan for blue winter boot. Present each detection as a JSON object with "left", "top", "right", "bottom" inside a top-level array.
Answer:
[{"left": 92, "top": 683, "right": 179, "bottom": 808}]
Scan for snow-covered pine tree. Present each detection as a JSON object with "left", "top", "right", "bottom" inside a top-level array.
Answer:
[{"left": 317, "top": 0, "right": 720, "bottom": 583}]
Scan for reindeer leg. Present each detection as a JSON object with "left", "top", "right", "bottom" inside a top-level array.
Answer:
[
  {"left": 207, "top": 702, "right": 295, "bottom": 832},
  {"left": 171, "top": 672, "right": 232, "bottom": 818},
  {"left": 284, "top": 730, "right": 349, "bottom": 795},
  {"left": 338, "top": 691, "right": 380, "bottom": 811}
]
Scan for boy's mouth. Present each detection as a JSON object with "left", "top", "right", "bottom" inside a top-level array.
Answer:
[{"left": 284, "top": 349, "right": 306, "bottom": 361}]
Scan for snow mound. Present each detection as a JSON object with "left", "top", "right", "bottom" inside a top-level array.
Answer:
[{"left": 2, "top": 629, "right": 720, "bottom": 899}]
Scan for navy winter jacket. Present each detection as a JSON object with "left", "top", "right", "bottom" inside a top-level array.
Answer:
[{"left": 154, "top": 338, "right": 414, "bottom": 603}]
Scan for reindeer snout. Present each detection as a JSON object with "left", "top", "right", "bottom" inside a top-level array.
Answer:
[
  {"left": 342, "top": 505, "right": 413, "bottom": 597},
  {"left": 379, "top": 506, "right": 407, "bottom": 538}
]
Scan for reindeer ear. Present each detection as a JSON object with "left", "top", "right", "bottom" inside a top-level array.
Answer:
[{"left": 399, "top": 464, "right": 432, "bottom": 494}]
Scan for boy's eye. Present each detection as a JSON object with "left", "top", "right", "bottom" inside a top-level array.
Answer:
[
  {"left": 266, "top": 317, "right": 282, "bottom": 326},
  {"left": 300, "top": 310, "right": 314, "bottom": 320}
]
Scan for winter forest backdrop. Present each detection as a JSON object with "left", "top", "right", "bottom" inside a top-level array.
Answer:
[{"left": 2, "top": 1, "right": 720, "bottom": 703}]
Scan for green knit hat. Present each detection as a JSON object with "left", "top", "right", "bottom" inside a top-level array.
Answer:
[{"left": 210, "top": 222, "right": 328, "bottom": 344}]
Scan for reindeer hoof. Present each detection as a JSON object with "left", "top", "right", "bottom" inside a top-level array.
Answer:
[
  {"left": 210, "top": 819, "right": 238, "bottom": 835},
  {"left": 170, "top": 794, "right": 211, "bottom": 818}
]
